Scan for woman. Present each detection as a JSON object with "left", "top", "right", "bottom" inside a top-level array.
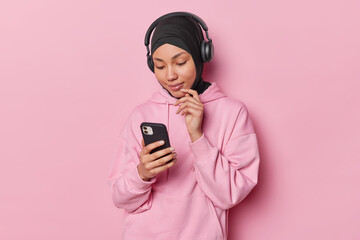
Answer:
[{"left": 107, "top": 12, "right": 260, "bottom": 240}]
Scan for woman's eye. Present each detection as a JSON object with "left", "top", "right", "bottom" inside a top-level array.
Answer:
[
  {"left": 177, "top": 61, "right": 187, "bottom": 66},
  {"left": 156, "top": 66, "right": 165, "bottom": 70}
]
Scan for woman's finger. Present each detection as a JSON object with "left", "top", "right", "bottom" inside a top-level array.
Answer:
[
  {"left": 180, "top": 88, "right": 200, "bottom": 101},
  {"left": 149, "top": 158, "right": 177, "bottom": 175},
  {"left": 175, "top": 94, "right": 203, "bottom": 107},
  {"left": 175, "top": 92, "right": 203, "bottom": 105},
  {"left": 147, "top": 152, "right": 177, "bottom": 169},
  {"left": 180, "top": 106, "right": 203, "bottom": 117},
  {"left": 150, "top": 146, "right": 175, "bottom": 161},
  {"left": 141, "top": 140, "right": 165, "bottom": 155},
  {"left": 176, "top": 101, "right": 202, "bottom": 114}
]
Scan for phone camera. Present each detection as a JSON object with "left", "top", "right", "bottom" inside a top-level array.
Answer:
[{"left": 142, "top": 125, "right": 153, "bottom": 135}]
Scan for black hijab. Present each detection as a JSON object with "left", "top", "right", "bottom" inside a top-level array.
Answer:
[{"left": 150, "top": 16, "right": 211, "bottom": 98}]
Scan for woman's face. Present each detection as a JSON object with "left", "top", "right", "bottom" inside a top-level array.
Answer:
[{"left": 152, "top": 43, "right": 196, "bottom": 98}]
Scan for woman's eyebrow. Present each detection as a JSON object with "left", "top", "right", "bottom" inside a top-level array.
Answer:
[
  {"left": 171, "top": 52, "right": 187, "bottom": 60},
  {"left": 153, "top": 52, "right": 187, "bottom": 62}
]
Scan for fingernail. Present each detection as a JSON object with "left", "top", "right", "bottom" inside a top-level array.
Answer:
[
  {"left": 173, "top": 153, "right": 177, "bottom": 157},
  {"left": 169, "top": 147, "right": 175, "bottom": 151},
  {"left": 160, "top": 140, "right": 165, "bottom": 144}
]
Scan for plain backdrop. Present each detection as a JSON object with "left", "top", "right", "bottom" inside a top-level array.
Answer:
[{"left": 1, "top": 0, "right": 359, "bottom": 239}]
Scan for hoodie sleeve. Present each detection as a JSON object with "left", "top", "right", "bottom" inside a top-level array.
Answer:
[
  {"left": 188, "top": 105, "right": 260, "bottom": 210},
  {"left": 107, "top": 120, "right": 156, "bottom": 213}
]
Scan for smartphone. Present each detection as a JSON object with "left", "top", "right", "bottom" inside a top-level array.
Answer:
[{"left": 140, "top": 122, "right": 171, "bottom": 159}]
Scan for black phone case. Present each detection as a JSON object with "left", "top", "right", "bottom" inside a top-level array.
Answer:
[{"left": 140, "top": 122, "right": 171, "bottom": 154}]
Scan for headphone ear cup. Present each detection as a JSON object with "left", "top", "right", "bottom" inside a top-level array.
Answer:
[
  {"left": 201, "top": 41, "right": 207, "bottom": 62},
  {"left": 201, "top": 41, "right": 214, "bottom": 62},
  {"left": 147, "top": 55, "right": 154, "bottom": 72},
  {"left": 207, "top": 42, "right": 214, "bottom": 62}
]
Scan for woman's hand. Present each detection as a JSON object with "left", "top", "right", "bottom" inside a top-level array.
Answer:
[
  {"left": 137, "top": 139, "right": 177, "bottom": 181},
  {"left": 175, "top": 88, "right": 204, "bottom": 142}
]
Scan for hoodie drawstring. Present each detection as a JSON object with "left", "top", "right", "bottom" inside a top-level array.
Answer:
[
  {"left": 165, "top": 101, "right": 170, "bottom": 182},
  {"left": 166, "top": 101, "right": 170, "bottom": 134}
]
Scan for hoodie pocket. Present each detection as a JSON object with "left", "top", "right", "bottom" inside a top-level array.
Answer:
[{"left": 123, "top": 191, "right": 224, "bottom": 239}]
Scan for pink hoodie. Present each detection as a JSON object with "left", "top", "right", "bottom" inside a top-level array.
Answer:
[{"left": 107, "top": 82, "right": 260, "bottom": 240}]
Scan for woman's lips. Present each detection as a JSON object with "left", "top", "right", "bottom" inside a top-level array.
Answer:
[{"left": 168, "top": 83, "right": 184, "bottom": 91}]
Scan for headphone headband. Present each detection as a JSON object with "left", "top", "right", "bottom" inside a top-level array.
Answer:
[
  {"left": 144, "top": 11, "right": 214, "bottom": 71},
  {"left": 144, "top": 12, "right": 212, "bottom": 57}
]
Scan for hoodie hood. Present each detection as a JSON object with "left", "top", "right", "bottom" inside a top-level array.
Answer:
[{"left": 150, "top": 81, "right": 226, "bottom": 105}]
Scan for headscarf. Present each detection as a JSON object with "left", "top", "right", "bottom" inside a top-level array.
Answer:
[{"left": 150, "top": 15, "right": 211, "bottom": 98}]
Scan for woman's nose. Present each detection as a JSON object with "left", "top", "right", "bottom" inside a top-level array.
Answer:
[{"left": 166, "top": 66, "right": 178, "bottom": 81}]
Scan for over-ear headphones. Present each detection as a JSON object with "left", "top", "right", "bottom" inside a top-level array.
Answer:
[{"left": 144, "top": 12, "right": 214, "bottom": 72}]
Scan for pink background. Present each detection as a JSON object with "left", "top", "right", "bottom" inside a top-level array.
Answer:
[{"left": 1, "top": 0, "right": 359, "bottom": 239}]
